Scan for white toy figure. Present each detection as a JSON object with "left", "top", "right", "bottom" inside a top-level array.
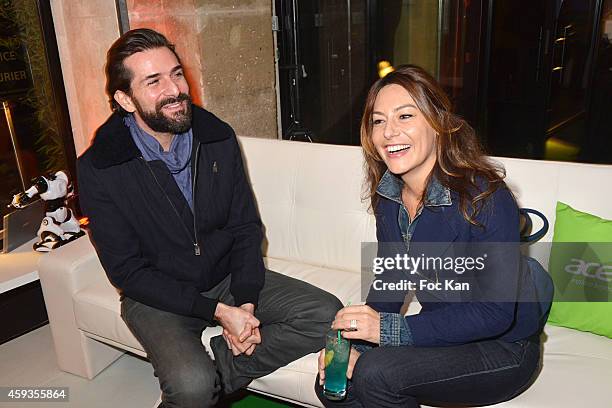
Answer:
[{"left": 9, "top": 170, "right": 85, "bottom": 252}]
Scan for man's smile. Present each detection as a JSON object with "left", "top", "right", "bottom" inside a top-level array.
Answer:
[{"left": 161, "top": 100, "right": 186, "bottom": 113}]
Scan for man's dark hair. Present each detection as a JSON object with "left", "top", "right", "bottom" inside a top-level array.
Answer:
[{"left": 105, "top": 28, "right": 181, "bottom": 115}]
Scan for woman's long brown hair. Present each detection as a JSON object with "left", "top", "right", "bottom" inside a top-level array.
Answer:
[{"left": 361, "top": 65, "right": 506, "bottom": 226}]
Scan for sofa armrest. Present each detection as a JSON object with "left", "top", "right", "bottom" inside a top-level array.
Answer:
[
  {"left": 38, "top": 233, "right": 107, "bottom": 295},
  {"left": 38, "top": 234, "right": 124, "bottom": 379}
]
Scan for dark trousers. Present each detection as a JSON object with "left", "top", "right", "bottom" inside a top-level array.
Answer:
[
  {"left": 121, "top": 270, "right": 342, "bottom": 408},
  {"left": 315, "top": 337, "right": 540, "bottom": 407}
]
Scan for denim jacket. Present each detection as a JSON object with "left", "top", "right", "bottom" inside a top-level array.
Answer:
[
  {"left": 375, "top": 171, "right": 451, "bottom": 347},
  {"left": 360, "top": 170, "right": 546, "bottom": 350}
]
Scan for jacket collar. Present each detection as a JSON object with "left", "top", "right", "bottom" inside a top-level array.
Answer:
[
  {"left": 376, "top": 170, "right": 452, "bottom": 207},
  {"left": 89, "top": 104, "right": 230, "bottom": 169}
]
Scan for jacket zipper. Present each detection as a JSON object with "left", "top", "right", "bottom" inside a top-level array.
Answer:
[
  {"left": 192, "top": 143, "right": 201, "bottom": 255},
  {"left": 140, "top": 153, "right": 201, "bottom": 256}
]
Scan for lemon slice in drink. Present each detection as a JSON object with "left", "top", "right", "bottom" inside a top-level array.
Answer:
[{"left": 324, "top": 351, "right": 334, "bottom": 367}]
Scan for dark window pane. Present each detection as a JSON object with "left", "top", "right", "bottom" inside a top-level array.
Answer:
[
  {"left": 275, "top": 0, "right": 612, "bottom": 164},
  {"left": 0, "top": 0, "right": 72, "bottom": 218}
]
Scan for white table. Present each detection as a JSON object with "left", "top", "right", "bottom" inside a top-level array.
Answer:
[
  {"left": 0, "top": 238, "right": 43, "bottom": 294},
  {"left": 0, "top": 238, "right": 48, "bottom": 344}
]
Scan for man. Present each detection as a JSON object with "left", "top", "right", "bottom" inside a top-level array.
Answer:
[{"left": 78, "top": 28, "right": 342, "bottom": 407}]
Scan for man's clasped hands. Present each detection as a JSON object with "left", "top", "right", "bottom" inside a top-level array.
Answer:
[{"left": 214, "top": 303, "right": 261, "bottom": 356}]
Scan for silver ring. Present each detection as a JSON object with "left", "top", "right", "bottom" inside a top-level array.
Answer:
[{"left": 350, "top": 319, "right": 357, "bottom": 330}]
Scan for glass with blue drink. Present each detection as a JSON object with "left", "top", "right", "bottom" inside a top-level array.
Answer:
[{"left": 323, "top": 329, "right": 351, "bottom": 400}]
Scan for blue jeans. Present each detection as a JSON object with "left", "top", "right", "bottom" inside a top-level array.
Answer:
[
  {"left": 121, "top": 270, "right": 342, "bottom": 408},
  {"left": 315, "top": 337, "right": 540, "bottom": 407}
]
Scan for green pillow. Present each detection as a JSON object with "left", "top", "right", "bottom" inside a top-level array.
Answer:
[{"left": 547, "top": 202, "right": 612, "bottom": 338}]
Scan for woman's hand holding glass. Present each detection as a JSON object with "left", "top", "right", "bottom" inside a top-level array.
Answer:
[
  {"left": 317, "top": 304, "right": 381, "bottom": 387},
  {"left": 318, "top": 347, "right": 361, "bottom": 385},
  {"left": 332, "top": 305, "right": 381, "bottom": 344}
]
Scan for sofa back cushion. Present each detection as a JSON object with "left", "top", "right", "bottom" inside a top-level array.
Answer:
[
  {"left": 238, "top": 137, "right": 612, "bottom": 273},
  {"left": 238, "top": 137, "right": 376, "bottom": 274},
  {"left": 497, "top": 157, "right": 612, "bottom": 267}
]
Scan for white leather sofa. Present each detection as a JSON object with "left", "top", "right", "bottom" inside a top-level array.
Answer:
[{"left": 38, "top": 137, "right": 612, "bottom": 407}]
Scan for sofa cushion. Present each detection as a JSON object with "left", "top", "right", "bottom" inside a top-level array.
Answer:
[
  {"left": 490, "top": 325, "right": 612, "bottom": 408},
  {"left": 263, "top": 257, "right": 363, "bottom": 305},
  {"left": 239, "top": 137, "right": 377, "bottom": 273},
  {"left": 74, "top": 279, "right": 144, "bottom": 353}
]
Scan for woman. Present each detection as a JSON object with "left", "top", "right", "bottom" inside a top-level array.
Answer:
[{"left": 315, "top": 65, "right": 546, "bottom": 407}]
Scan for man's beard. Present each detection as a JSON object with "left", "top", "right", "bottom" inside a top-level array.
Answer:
[{"left": 134, "top": 93, "right": 193, "bottom": 134}]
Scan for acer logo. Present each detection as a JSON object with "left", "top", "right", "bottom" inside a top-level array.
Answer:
[{"left": 564, "top": 258, "right": 612, "bottom": 282}]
